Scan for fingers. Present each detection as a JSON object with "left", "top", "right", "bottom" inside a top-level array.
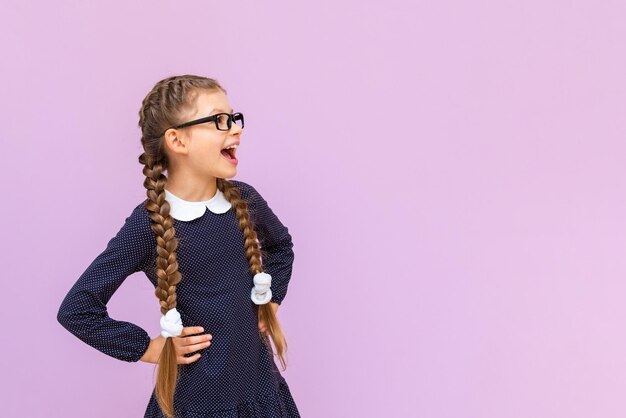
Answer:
[
  {"left": 174, "top": 339, "right": 211, "bottom": 364},
  {"left": 177, "top": 326, "right": 212, "bottom": 346},
  {"left": 182, "top": 334, "right": 213, "bottom": 345},
  {"left": 180, "top": 326, "right": 206, "bottom": 337},
  {"left": 174, "top": 326, "right": 213, "bottom": 363},
  {"left": 178, "top": 353, "right": 201, "bottom": 365},
  {"left": 175, "top": 334, "right": 212, "bottom": 351}
]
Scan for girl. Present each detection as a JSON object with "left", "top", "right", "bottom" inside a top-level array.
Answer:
[{"left": 57, "top": 75, "right": 301, "bottom": 418}]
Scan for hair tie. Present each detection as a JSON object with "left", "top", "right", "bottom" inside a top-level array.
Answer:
[
  {"left": 160, "top": 307, "right": 184, "bottom": 338},
  {"left": 250, "top": 272, "right": 272, "bottom": 305}
]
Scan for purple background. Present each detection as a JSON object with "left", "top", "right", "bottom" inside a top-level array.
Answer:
[{"left": 3, "top": 1, "right": 626, "bottom": 417}]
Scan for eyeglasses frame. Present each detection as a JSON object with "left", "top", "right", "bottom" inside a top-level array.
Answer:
[{"left": 159, "top": 112, "right": 244, "bottom": 137}]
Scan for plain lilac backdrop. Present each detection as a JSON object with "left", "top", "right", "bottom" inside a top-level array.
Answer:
[{"left": 2, "top": 1, "right": 626, "bottom": 417}]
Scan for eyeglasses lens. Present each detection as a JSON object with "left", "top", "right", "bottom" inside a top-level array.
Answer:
[{"left": 216, "top": 113, "right": 244, "bottom": 131}]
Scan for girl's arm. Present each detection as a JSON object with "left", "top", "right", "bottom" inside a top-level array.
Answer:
[
  {"left": 57, "top": 203, "right": 155, "bottom": 363},
  {"left": 241, "top": 181, "right": 295, "bottom": 306}
]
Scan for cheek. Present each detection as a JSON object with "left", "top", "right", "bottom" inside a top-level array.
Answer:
[
  {"left": 207, "top": 135, "right": 228, "bottom": 156},
  {"left": 209, "top": 144, "right": 223, "bottom": 155},
  {"left": 189, "top": 133, "right": 227, "bottom": 160},
  {"left": 200, "top": 141, "right": 224, "bottom": 157},
  {"left": 189, "top": 145, "right": 222, "bottom": 167}
]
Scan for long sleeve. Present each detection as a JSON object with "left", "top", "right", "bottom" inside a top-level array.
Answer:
[
  {"left": 57, "top": 202, "right": 155, "bottom": 362},
  {"left": 239, "top": 181, "right": 295, "bottom": 305}
]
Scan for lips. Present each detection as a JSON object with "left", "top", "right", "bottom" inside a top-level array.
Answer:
[
  {"left": 220, "top": 141, "right": 239, "bottom": 165},
  {"left": 221, "top": 148, "right": 236, "bottom": 159}
]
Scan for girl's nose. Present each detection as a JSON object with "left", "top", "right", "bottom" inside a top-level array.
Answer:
[{"left": 229, "top": 123, "right": 243, "bottom": 134}]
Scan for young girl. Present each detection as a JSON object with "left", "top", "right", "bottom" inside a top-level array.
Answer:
[{"left": 57, "top": 75, "right": 301, "bottom": 418}]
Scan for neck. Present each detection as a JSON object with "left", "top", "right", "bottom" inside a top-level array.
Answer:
[{"left": 166, "top": 168, "right": 218, "bottom": 202}]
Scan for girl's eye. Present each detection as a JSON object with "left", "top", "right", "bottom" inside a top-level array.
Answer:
[{"left": 216, "top": 114, "right": 229, "bottom": 129}]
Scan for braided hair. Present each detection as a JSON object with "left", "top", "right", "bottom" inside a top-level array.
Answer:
[{"left": 138, "top": 75, "right": 288, "bottom": 418}]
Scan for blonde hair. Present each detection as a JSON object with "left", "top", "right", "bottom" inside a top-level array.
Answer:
[{"left": 137, "top": 74, "right": 288, "bottom": 418}]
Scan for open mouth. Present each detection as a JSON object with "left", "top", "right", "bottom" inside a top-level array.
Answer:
[
  {"left": 220, "top": 145, "right": 238, "bottom": 163},
  {"left": 221, "top": 148, "right": 235, "bottom": 159}
]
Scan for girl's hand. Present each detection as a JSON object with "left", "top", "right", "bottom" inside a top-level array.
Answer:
[
  {"left": 258, "top": 302, "right": 280, "bottom": 335},
  {"left": 172, "top": 326, "right": 212, "bottom": 364},
  {"left": 139, "top": 326, "right": 212, "bottom": 364}
]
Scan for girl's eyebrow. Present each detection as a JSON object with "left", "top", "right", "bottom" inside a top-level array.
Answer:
[{"left": 210, "top": 108, "right": 235, "bottom": 114}]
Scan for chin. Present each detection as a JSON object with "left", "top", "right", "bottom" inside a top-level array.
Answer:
[
  {"left": 217, "top": 166, "right": 237, "bottom": 179},
  {"left": 224, "top": 169, "right": 237, "bottom": 178}
]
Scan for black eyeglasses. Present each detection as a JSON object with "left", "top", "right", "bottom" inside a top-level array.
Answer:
[{"left": 159, "top": 112, "right": 244, "bottom": 137}]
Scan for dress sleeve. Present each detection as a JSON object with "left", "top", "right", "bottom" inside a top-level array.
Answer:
[
  {"left": 56, "top": 203, "right": 155, "bottom": 363},
  {"left": 242, "top": 182, "right": 295, "bottom": 306}
]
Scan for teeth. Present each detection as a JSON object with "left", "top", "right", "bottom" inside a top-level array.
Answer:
[{"left": 225, "top": 144, "right": 238, "bottom": 149}]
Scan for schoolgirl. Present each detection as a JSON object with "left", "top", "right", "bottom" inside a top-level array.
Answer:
[{"left": 57, "top": 75, "right": 300, "bottom": 417}]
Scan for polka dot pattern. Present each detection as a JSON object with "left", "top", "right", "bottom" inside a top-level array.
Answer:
[{"left": 57, "top": 180, "right": 300, "bottom": 417}]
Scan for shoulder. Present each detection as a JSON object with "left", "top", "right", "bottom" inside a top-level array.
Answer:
[
  {"left": 228, "top": 180, "right": 271, "bottom": 221},
  {"left": 115, "top": 200, "right": 154, "bottom": 241},
  {"left": 229, "top": 179, "right": 262, "bottom": 203},
  {"left": 99, "top": 200, "right": 156, "bottom": 271},
  {"left": 128, "top": 199, "right": 153, "bottom": 225}
]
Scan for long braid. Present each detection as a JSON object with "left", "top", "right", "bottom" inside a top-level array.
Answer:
[
  {"left": 138, "top": 152, "right": 182, "bottom": 417},
  {"left": 138, "top": 76, "right": 194, "bottom": 418},
  {"left": 142, "top": 160, "right": 182, "bottom": 314},
  {"left": 218, "top": 178, "right": 289, "bottom": 369}
]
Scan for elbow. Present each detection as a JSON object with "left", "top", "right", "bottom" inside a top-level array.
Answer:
[
  {"left": 56, "top": 302, "right": 72, "bottom": 330},
  {"left": 57, "top": 289, "right": 107, "bottom": 335},
  {"left": 282, "top": 231, "right": 294, "bottom": 253},
  {"left": 57, "top": 295, "right": 82, "bottom": 331},
  {"left": 286, "top": 236, "right": 295, "bottom": 259},
  {"left": 57, "top": 303, "right": 89, "bottom": 338}
]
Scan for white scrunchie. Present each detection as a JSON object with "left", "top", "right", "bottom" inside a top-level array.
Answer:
[
  {"left": 160, "top": 307, "right": 184, "bottom": 338},
  {"left": 250, "top": 272, "right": 272, "bottom": 305}
]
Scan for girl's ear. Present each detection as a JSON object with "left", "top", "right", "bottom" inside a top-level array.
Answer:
[{"left": 164, "top": 130, "right": 189, "bottom": 156}]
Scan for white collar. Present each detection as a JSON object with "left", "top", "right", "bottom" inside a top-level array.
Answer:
[{"left": 164, "top": 187, "right": 232, "bottom": 221}]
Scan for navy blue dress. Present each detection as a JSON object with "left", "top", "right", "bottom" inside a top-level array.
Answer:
[{"left": 57, "top": 180, "right": 301, "bottom": 417}]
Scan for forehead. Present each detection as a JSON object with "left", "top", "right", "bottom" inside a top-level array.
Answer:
[{"left": 191, "top": 89, "right": 232, "bottom": 117}]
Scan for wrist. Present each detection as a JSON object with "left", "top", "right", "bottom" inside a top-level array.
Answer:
[{"left": 139, "top": 336, "right": 165, "bottom": 364}]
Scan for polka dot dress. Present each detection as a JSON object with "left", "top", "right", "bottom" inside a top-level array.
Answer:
[{"left": 57, "top": 180, "right": 301, "bottom": 417}]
